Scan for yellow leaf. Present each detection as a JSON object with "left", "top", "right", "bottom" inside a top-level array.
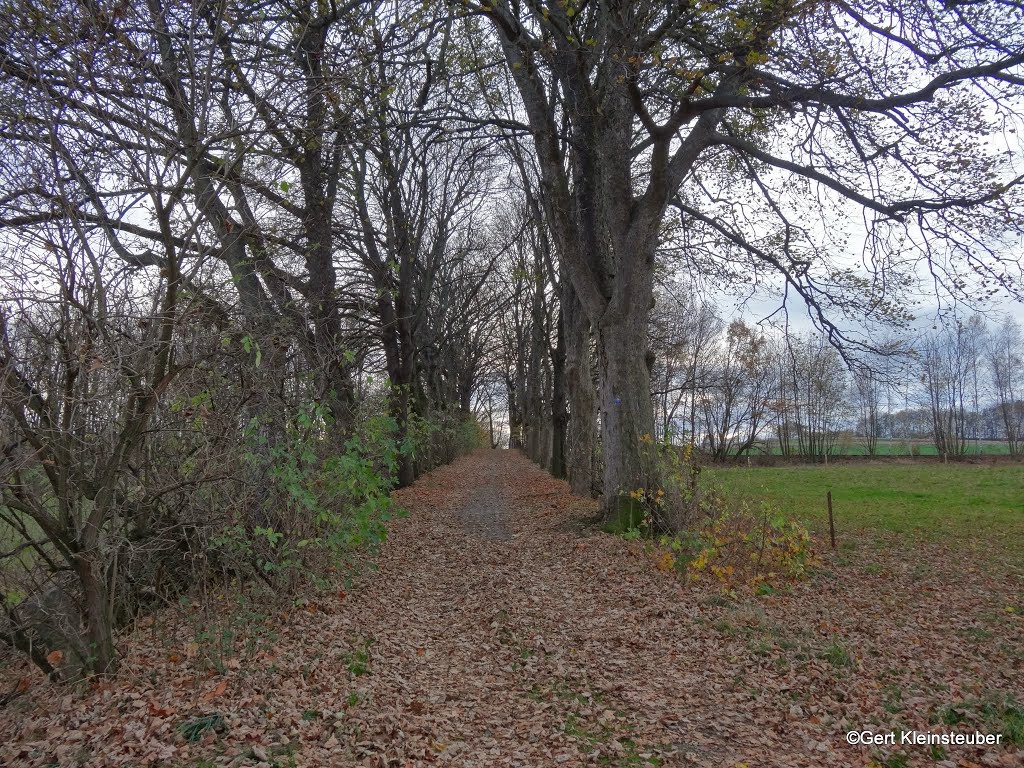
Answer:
[{"left": 655, "top": 551, "right": 675, "bottom": 572}]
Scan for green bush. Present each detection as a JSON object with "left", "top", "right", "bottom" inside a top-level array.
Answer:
[
  {"left": 211, "top": 403, "right": 404, "bottom": 590},
  {"left": 408, "top": 409, "right": 484, "bottom": 474}
]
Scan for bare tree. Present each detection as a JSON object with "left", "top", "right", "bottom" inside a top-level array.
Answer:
[
  {"left": 772, "top": 332, "right": 849, "bottom": 460},
  {"left": 921, "top": 321, "right": 976, "bottom": 460},
  {"left": 1, "top": 214, "right": 183, "bottom": 674},
  {"left": 0, "top": 0, "right": 380, "bottom": 433},
  {"left": 988, "top": 317, "right": 1024, "bottom": 455},
  {"left": 699, "top": 321, "right": 775, "bottom": 459},
  {"left": 852, "top": 367, "right": 884, "bottom": 456},
  {"left": 0, "top": 0, "right": 496, "bottom": 679},
  {"left": 648, "top": 283, "right": 721, "bottom": 445},
  {"left": 465, "top": 0, "right": 1024, "bottom": 517},
  {"left": 336, "top": 10, "right": 498, "bottom": 484}
]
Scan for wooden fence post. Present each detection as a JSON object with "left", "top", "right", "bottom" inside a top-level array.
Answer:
[{"left": 827, "top": 491, "right": 836, "bottom": 550}]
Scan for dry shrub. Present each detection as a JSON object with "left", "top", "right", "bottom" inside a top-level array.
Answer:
[{"left": 682, "top": 499, "right": 816, "bottom": 588}]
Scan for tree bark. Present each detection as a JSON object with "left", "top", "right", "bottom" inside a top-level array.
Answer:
[
  {"left": 597, "top": 302, "right": 659, "bottom": 516},
  {"left": 563, "top": 281, "right": 597, "bottom": 496},
  {"left": 76, "top": 554, "right": 117, "bottom": 674},
  {"left": 525, "top": 265, "right": 547, "bottom": 465},
  {"left": 550, "top": 308, "right": 567, "bottom": 478},
  {"left": 377, "top": 290, "right": 417, "bottom": 488}
]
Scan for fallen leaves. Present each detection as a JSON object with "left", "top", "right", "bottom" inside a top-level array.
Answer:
[{"left": 1, "top": 450, "right": 1022, "bottom": 768}]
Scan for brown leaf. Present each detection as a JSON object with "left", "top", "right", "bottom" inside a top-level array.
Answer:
[
  {"left": 147, "top": 702, "right": 175, "bottom": 718},
  {"left": 202, "top": 680, "right": 228, "bottom": 701},
  {"left": 46, "top": 649, "right": 64, "bottom": 666}
]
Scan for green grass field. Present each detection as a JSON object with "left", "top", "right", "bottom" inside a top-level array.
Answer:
[{"left": 705, "top": 462, "right": 1024, "bottom": 557}]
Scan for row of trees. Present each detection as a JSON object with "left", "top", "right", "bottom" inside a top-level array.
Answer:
[
  {"left": 0, "top": 1, "right": 504, "bottom": 676},
  {"left": 2, "top": 0, "right": 1023, "bottom": 676},
  {"left": 506, "top": 267, "right": 1024, "bottom": 468},
  {"left": 917, "top": 317, "right": 1024, "bottom": 456},
  {"left": 470, "top": 0, "right": 1024, "bottom": 516}
]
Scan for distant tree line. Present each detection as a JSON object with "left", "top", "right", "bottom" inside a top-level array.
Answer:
[
  {"left": 488, "top": 269, "right": 1024, "bottom": 469},
  {"left": 646, "top": 302, "right": 1024, "bottom": 459}
]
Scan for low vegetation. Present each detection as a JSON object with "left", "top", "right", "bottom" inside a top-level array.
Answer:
[{"left": 706, "top": 463, "right": 1024, "bottom": 560}]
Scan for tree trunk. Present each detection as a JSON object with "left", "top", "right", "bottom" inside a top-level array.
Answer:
[
  {"left": 550, "top": 308, "right": 567, "bottom": 478},
  {"left": 392, "top": 385, "right": 416, "bottom": 488},
  {"left": 539, "top": 356, "right": 553, "bottom": 469},
  {"left": 597, "top": 311, "right": 659, "bottom": 522},
  {"left": 76, "top": 555, "right": 117, "bottom": 674},
  {"left": 525, "top": 271, "right": 547, "bottom": 464},
  {"left": 564, "top": 282, "right": 597, "bottom": 496},
  {"left": 507, "top": 372, "right": 524, "bottom": 450},
  {"left": 377, "top": 292, "right": 417, "bottom": 488}
]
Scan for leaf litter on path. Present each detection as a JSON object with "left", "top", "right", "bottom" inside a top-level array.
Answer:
[{"left": 1, "top": 449, "right": 1021, "bottom": 767}]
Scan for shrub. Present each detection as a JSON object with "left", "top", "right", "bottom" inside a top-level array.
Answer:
[
  {"left": 209, "top": 404, "right": 404, "bottom": 591},
  {"left": 407, "top": 409, "right": 484, "bottom": 475},
  {"left": 680, "top": 498, "right": 816, "bottom": 588},
  {"left": 608, "top": 437, "right": 816, "bottom": 589},
  {"left": 608, "top": 438, "right": 711, "bottom": 534}
]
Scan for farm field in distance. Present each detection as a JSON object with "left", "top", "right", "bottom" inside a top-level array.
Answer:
[{"left": 705, "top": 461, "right": 1024, "bottom": 564}]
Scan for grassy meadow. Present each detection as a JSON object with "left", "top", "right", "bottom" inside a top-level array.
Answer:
[{"left": 705, "top": 461, "right": 1024, "bottom": 560}]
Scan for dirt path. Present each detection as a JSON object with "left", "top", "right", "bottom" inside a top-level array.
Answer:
[
  {"left": 455, "top": 454, "right": 513, "bottom": 540},
  {"left": 1, "top": 449, "right": 1021, "bottom": 768}
]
